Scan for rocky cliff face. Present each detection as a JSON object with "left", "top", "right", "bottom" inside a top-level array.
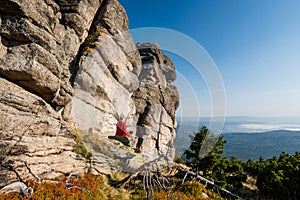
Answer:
[
  {"left": 133, "top": 42, "right": 179, "bottom": 161},
  {"left": 0, "top": 0, "right": 179, "bottom": 187}
]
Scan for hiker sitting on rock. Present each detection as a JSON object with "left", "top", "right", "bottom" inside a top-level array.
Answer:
[{"left": 116, "top": 114, "right": 130, "bottom": 137}]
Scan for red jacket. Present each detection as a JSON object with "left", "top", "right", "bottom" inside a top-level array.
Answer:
[{"left": 116, "top": 121, "right": 130, "bottom": 137}]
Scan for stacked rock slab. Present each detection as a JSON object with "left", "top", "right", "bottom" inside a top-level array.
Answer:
[
  {"left": 72, "top": 41, "right": 179, "bottom": 173},
  {"left": 0, "top": 0, "right": 139, "bottom": 185},
  {"left": 0, "top": 0, "right": 179, "bottom": 187},
  {"left": 133, "top": 42, "right": 179, "bottom": 163},
  {"left": 0, "top": 0, "right": 104, "bottom": 187},
  {"left": 0, "top": 78, "right": 86, "bottom": 186}
]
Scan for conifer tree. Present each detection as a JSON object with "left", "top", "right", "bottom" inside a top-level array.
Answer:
[{"left": 184, "top": 125, "right": 246, "bottom": 188}]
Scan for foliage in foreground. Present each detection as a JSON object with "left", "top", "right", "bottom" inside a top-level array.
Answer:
[
  {"left": 128, "top": 176, "right": 223, "bottom": 200},
  {"left": 245, "top": 152, "right": 300, "bottom": 199},
  {"left": 182, "top": 125, "right": 300, "bottom": 199},
  {"left": 3, "top": 124, "right": 298, "bottom": 199},
  {"left": 0, "top": 174, "right": 128, "bottom": 200},
  {"left": 184, "top": 126, "right": 247, "bottom": 189},
  {"left": 0, "top": 172, "right": 224, "bottom": 200}
]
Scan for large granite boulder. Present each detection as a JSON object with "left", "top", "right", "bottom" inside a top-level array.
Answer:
[
  {"left": 0, "top": 78, "right": 87, "bottom": 187},
  {"left": 0, "top": 0, "right": 102, "bottom": 187}
]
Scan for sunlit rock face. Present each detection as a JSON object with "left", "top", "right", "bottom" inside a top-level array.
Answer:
[
  {"left": 132, "top": 42, "right": 179, "bottom": 164},
  {"left": 72, "top": 40, "right": 179, "bottom": 173},
  {"left": 0, "top": 0, "right": 100, "bottom": 187},
  {"left": 0, "top": 0, "right": 179, "bottom": 186}
]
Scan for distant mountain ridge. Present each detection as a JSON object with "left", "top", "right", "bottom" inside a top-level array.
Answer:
[
  {"left": 222, "top": 130, "right": 300, "bottom": 161},
  {"left": 175, "top": 117, "right": 300, "bottom": 161}
]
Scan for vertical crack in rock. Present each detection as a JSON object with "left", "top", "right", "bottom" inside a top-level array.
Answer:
[
  {"left": 69, "top": 0, "right": 106, "bottom": 85},
  {"left": 132, "top": 42, "right": 179, "bottom": 165}
]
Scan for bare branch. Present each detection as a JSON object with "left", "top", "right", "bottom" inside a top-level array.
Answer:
[
  {"left": 0, "top": 182, "right": 33, "bottom": 197},
  {"left": 65, "top": 171, "right": 78, "bottom": 186},
  {"left": 66, "top": 186, "right": 82, "bottom": 190},
  {"left": 22, "top": 160, "right": 41, "bottom": 184},
  {"left": 114, "top": 157, "right": 161, "bottom": 188}
]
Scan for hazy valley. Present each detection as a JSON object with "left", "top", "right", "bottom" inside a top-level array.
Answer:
[{"left": 175, "top": 116, "right": 300, "bottom": 161}]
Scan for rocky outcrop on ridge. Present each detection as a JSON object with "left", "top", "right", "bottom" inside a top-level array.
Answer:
[
  {"left": 132, "top": 42, "right": 179, "bottom": 162},
  {"left": 0, "top": 0, "right": 101, "bottom": 187},
  {"left": 0, "top": 0, "right": 179, "bottom": 187}
]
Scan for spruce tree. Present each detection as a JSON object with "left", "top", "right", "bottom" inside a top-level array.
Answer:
[{"left": 184, "top": 125, "right": 246, "bottom": 188}]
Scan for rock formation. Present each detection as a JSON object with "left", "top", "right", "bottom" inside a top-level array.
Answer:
[
  {"left": 133, "top": 42, "right": 179, "bottom": 162},
  {"left": 0, "top": 0, "right": 179, "bottom": 187}
]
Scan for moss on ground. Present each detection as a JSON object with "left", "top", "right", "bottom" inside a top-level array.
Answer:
[{"left": 73, "top": 129, "right": 92, "bottom": 162}]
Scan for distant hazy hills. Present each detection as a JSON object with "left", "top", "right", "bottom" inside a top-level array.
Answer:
[
  {"left": 175, "top": 117, "right": 300, "bottom": 161},
  {"left": 222, "top": 130, "right": 300, "bottom": 161}
]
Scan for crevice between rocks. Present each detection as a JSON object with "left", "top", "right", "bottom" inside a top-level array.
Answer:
[{"left": 69, "top": 0, "right": 108, "bottom": 86}]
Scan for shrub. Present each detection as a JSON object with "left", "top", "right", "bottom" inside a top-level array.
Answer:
[{"left": 0, "top": 174, "right": 129, "bottom": 200}]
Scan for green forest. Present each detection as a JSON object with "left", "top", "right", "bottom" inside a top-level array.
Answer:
[{"left": 179, "top": 125, "right": 300, "bottom": 199}]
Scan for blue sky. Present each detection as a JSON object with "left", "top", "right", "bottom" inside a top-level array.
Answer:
[{"left": 119, "top": 0, "right": 300, "bottom": 117}]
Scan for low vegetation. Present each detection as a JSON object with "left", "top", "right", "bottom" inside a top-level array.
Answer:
[
  {"left": 2, "top": 125, "right": 298, "bottom": 199},
  {"left": 245, "top": 152, "right": 300, "bottom": 199},
  {"left": 0, "top": 174, "right": 129, "bottom": 200},
  {"left": 73, "top": 129, "right": 92, "bottom": 162},
  {"left": 0, "top": 172, "right": 224, "bottom": 200},
  {"left": 181, "top": 125, "right": 300, "bottom": 199},
  {"left": 82, "top": 29, "right": 106, "bottom": 53}
]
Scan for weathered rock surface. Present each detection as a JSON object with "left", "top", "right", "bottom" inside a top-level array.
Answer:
[
  {"left": 133, "top": 42, "right": 179, "bottom": 164},
  {"left": 0, "top": 0, "right": 101, "bottom": 187},
  {"left": 71, "top": 41, "right": 179, "bottom": 172},
  {"left": 0, "top": 0, "right": 179, "bottom": 187},
  {"left": 0, "top": 78, "right": 86, "bottom": 187}
]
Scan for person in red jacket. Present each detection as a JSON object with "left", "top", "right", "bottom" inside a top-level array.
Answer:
[{"left": 116, "top": 114, "right": 130, "bottom": 137}]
